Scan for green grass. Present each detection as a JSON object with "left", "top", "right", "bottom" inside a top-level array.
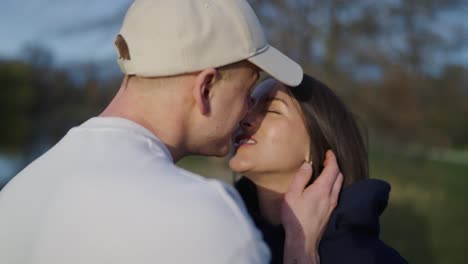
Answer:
[
  {"left": 178, "top": 152, "right": 468, "bottom": 264},
  {"left": 372, "top": 151, "right": 468, "bottom": 264},
  {"left": 177, "top": 155, "right": 234, "bottom": 183}
]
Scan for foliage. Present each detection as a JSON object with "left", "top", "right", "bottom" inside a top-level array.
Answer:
[
  {"left": 250, "top": 0, "right": 468, "bottom": 149},
  {"left": 0, "top": 47, "right": 118, "bottom": 158}
]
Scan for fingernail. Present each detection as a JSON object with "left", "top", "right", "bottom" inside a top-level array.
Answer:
[{"left": 300, "top": 163, "right": 311, "bottom": 170}]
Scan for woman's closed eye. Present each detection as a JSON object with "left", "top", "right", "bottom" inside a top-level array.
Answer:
[
  {"left": 259, "top": 102, "right": 281, "bottom": 115},
  {"left": 267, "top": 109, "right": 281, "bottom": 114}
]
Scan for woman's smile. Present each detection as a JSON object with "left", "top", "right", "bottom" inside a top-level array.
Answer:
[
  {"left": 229, "top": 79, "right": 311, "bottom": 177},
  {"left": 234, "top": 133, "right": 258, "bottom": 150}
]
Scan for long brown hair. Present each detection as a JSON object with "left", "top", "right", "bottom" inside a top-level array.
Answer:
[{"left": 289, "top": 74, "right": 368, "bottom": 187}]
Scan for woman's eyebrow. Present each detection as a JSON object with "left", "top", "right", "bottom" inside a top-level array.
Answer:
[{"left": 267, "top": 97, "right": 289, "bottom": 107}]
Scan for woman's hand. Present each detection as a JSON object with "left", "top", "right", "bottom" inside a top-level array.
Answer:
[{"left": 282, "top": 150, "right": 343, "bottom": 264}]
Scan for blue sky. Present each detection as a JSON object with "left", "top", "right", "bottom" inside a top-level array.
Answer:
[
  {"left": 0, "top": 0, "right": 467, "bottom": 68},
  {"left": 0, "top": 0, "right": 131, "bottom": 64}
]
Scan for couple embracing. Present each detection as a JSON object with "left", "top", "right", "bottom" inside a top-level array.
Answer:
[{"left": 0, "top": 0, "right": 406, "bottom": 263}]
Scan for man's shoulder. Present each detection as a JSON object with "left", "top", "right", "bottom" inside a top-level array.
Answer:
[
  {"left": 163, "top": 166, "right": 255, "bottom": 221},
  {"left": 164, "top": 165, "right": 246, "bottom": 214}
]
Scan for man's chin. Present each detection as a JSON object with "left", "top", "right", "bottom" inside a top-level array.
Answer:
[
  {"left": 199, "top": 145, "right": 229, "bottom": 158},
  {"left": 195, "top": 138, "right": 233, "bottom": 157},
  {"left": 214, "top": 146, "right": 230, "bottom": 158}
]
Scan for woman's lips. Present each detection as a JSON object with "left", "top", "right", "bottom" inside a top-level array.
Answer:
[{"left": 234, "top": 134, "right": 257, "bottom": 149}]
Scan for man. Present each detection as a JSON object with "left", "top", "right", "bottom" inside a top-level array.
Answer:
[{"left": 0, "top": 0, "right": 342, "bottom": 263}]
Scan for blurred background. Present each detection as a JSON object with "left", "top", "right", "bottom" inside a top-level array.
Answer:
[{"left": 1, "top": 0, "right": 467, "bottom": 263}]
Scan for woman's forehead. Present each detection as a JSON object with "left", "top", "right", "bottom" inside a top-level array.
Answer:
[
  {"left": 252, "top": 79, "right": 288, "bottom": 100},
  {"left": 252, "top": 79, "right": 305, "bottom": 118}
]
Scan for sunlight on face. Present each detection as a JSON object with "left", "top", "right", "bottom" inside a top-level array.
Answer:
[
  {"left": 229, "top": 79, "right": 311, "bottom": 184},
  {"left": 197, "top": 63, "right": 259, "bottom": 157}
]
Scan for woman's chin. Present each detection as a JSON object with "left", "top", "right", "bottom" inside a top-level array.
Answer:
[{"left": 229, "top": 156, "right": 253, "bottom": 174}]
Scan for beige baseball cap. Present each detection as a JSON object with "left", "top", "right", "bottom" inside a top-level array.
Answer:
[{"left": 116, "top": 0, "right": 303, "bottom": 86}]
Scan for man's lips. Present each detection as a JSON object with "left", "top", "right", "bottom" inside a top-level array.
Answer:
[{"left": 233, "top": 134, "right": 257, "bottom": 148}]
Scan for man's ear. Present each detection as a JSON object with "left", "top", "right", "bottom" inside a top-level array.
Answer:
[{"left": 193, "top": 68, "right": 217, "bottom": 115}]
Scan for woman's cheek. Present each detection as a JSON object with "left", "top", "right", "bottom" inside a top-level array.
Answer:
[
  {"left": 269, "top": 122, "right": 294, "bottom": 149},
  {"left": 279, "top": 123, "right": 309, "bottom": 167}
]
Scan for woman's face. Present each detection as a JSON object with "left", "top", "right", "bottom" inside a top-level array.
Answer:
[{"left": 229, "top": 79, "right": 311, "bottom": 178}]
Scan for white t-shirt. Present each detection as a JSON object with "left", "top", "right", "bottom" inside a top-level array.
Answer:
[{"left": 0, "top": 117, "right": 270, "bottom": 264}]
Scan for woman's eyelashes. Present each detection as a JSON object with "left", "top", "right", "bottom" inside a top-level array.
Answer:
[
  {"left": 258, "top": 102, "right": 277, "bottom": 115},
  {"left": 267, "top": 109, "right": 281, "bottom": 114},
  {"left": 266, "top": 101, "right": 283, "bottom": 115}
]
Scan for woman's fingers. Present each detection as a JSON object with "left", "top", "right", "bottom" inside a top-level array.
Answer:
[
  {"left": 330, "top": 173, "right": 343, "bottom": 208},
  {"left": 282, "top": 151, "right": 343, "bottom": 263},
  {"left": 287, "top": 163, "right": 313, "bottom": 198},
  {"left": 288, "top": 150, "right": 342, "bottom": 207},
  {"left": 323, "top": 150, "right": 335, "bottom": 166},
  {"left": 305, "top": 150, "right": 340, "bottom": 196}
]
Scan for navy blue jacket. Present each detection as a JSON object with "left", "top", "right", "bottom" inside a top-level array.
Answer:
[{"left": 235, "top": 178, "right": 408, "bottom": 264}]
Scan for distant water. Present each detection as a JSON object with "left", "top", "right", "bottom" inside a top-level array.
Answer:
[{"left": 0, "top": 154, "right": 21, "bottom": 190}]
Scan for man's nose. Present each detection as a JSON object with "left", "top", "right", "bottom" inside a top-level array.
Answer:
[
  {"left": 242, "top": 97, "right": 254, "bottom": 117},
  {"left": 240, "top": 118, "right": 252, "bottom": 130},
  {"left": 247, "top": 97, "right": 255, "bottom": 112},
  {"left": 240, "top": 108, "right": 257, "bottom": 131},
  {"left": 240, "top": 97, "right": 260, "bottom": 131}
]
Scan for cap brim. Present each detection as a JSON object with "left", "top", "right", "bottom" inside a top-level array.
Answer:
[{"left": 248, "top": 45, "right": 303, "bottom": 87}]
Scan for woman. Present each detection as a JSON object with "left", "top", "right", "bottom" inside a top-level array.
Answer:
[{"left": 230, "top": 75, "right": 407, "bottom": 264}]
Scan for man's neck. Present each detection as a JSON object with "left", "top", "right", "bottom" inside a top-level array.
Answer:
[{"left": 100, "top": 79, "right": 191, "bottom": 162}]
